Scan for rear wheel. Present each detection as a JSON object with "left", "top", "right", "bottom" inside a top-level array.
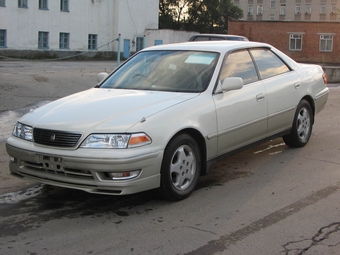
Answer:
[
  {"left": 283, "top": 99, "right": 313, "bottom": 148},
  {"left": 159, "top": 133, "right": 201, "bottom": 201}
]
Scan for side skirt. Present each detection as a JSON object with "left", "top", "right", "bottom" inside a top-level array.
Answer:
[{"left": 204, "top": 129, "right": 291, "bottom": 175}]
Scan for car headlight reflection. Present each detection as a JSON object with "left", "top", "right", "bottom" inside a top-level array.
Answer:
[
  {"left": 80, "top": 133, "right": 151, "bottom": 149},
  {"left": 12, "top": 122, "right": 33, "bottom": 141}
]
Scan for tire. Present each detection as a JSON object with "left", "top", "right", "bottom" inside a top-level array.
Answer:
[
  {"left": 283, "top": 99, "right": 313, "bottom": 148},
  {"left": 159, "top": 133, "right": 201, "bottom": 201}
]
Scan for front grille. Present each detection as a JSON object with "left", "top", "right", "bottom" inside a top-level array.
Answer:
[{"left": 33, "top": 128, "right": 82, "bottom": 148}]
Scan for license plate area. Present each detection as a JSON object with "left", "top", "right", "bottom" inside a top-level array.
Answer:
[{"left": 40, "top": 155, "right": 63, "bottom": 172}]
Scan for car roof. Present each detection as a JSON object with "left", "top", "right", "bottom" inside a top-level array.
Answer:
[
  {"left": 142, "top": 41, "right": 301, "bottom": 71},
  {"left": 143, "top": 41, "right": 271, "bottom": 54}
]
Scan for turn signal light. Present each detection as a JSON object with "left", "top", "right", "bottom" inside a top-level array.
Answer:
[{"left": 323, "top": 73, "right": 328, "bottom": 84}]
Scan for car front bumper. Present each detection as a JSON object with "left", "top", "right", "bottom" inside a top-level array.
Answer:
[{"left": 6, "top": 139, "right": 163, "bottom": 195}]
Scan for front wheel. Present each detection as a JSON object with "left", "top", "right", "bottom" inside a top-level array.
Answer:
[
  {"left": 283, "top": 99, "right": 313, "bottom": 148},
  {"left": 159, "top": 134, "right": 201, "bottom": 201}
]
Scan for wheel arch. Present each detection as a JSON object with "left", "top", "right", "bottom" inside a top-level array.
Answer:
[
  {"left": 301, "top": 95, "right": 315, "bottom": 124},
  {"left": 168, "top": 128, "right": 208, "bottom": 177}
]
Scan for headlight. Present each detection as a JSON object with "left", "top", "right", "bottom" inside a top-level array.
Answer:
[
  {"left": 80, "top": 133, "right": 151, "bottom": 149},
  {"left": 12, "top": 122, "right": 33, "bottom": 141}
]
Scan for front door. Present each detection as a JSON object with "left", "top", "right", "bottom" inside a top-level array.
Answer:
[{"left": 213, "top": 49, "right": 268, "bottom": 155}]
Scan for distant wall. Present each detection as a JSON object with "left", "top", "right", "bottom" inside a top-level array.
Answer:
[{"left": 323, "top": 66, "right": 340, "bottom": 83}]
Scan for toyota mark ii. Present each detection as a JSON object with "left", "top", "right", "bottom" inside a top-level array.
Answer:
[{"left": 6, "top": 41, "right": 329, "bottom": 200}]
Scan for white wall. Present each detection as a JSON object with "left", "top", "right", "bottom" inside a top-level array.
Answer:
[
  {"left": 0, "top": 0, "right": 158, "bottom": 52},
  {"left": 144, "top": 29, "right": 198, "bottom": 47},
  {"left": 114, "top": 0, "right": 159, "bottom": 53}
]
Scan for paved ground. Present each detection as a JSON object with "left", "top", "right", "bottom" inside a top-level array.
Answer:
[
  {"left": 0, "top": 60, "right": 339, "bottom": 255},
  {"left": 0, "top": 60, "right": 117, "bottom": 194}
]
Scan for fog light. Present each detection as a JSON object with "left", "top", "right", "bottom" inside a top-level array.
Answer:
[
  {"left": 108, "top": 170, "right": 141, "bottom": 180},
  {"left": 9, "top": 157, "right": 16, "bottom": 163}
]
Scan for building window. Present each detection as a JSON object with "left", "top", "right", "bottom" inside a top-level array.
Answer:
[
  {"left": 257, "top": 5, "right": 263, "bottom": 14},
  {"left": 280, "top": 5, "right": 286, "bottom": 15},
  {"left": 0, "top": 29, "right": 6, "bottom": 47},
  {"left": 38, "top": 31, "right": 49, "bottom": 49},
  {"left": 39, "top": 0, "right": 48, "bottom": 9},
  {"left": 331, "top": 5, "right": 337, "bottom": 14},
  {"left": 295, "top": 5, "right": 301, "bottom": 14},
  {"left": 248, "top": 5, "right": 253, "bottom": 15},
  {"left": 136, "top": 37, "right": 144, "bottom": 52},
  {"left": 320, "top": 35, "right": 333, "bottom": 52},
  {"left": 320, "top": 5, "right": 327, "bottom": 14},
  {"left": 305, "top": 5, "right": 311, "bottom": 14},
  {"left": 59, "top": 33, "right": 69, "bottom": 49},
  {"left": 289, "top": 34, "right": 302, "bottom": 51},
  {"left": 270, "top": 0, "right": 276, "bottom": 8},
  {"left": 60, "top": 0, "right": 68, "bottom": 11},
  {"left": 269, "top": 14, "right": 275, "bottom": 20},
  {"left": 18, "top": 0, "right": 28, "bottom": 8},
  {"left": 88, "top": 34, "right": 97, "bottom": 50},
  {"left": 0, "top": 0, "right": 5, "bottom": 7}
]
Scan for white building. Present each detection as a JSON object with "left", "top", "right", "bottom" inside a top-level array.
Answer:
[
  {"left": 0, "top": 0, "right": 164, "bottom": 59},
  {"left": 233, "top": 0, "right": 340, "bottom": 21}
]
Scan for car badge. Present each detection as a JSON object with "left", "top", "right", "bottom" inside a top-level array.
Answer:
[{"left": 50, "top": 134, "right": 56, "bottom": 142}]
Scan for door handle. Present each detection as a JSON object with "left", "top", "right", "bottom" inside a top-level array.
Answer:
[
  {"left": 294, "top": 82, "right": 301, "bottom": 89},
  {"left": 256, "top": 93, "right": 265, "bottom": 102}
]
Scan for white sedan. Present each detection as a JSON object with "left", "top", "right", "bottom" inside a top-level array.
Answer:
[{"left": 6, "top": 41, "right": 329, "bottom": 201}]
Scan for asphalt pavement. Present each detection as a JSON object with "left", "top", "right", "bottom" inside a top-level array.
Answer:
[
  {"left": 0, "top": 60, "right": 339, "bottom": 255},
  {"left": 0, "top": 60, "right": 117, "bottom": 194}
]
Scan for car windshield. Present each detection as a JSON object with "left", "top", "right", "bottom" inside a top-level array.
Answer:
[{"left": 100, "top": 50, "right": 219, "bottom": 93}]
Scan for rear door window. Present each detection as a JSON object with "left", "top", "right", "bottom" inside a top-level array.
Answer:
[{"left": 250, "top": 48, "right": 290, "bottom": 80}]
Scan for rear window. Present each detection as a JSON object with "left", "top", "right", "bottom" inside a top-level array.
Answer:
[{"left": 192, "top": 36, "right": 214, "bottom": 41}]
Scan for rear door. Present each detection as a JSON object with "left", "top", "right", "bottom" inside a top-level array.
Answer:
[{"left": 249, "top": 48, "right": 302, "bottom": 137}]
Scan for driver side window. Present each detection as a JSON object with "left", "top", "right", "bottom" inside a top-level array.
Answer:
[{"left": 219, "top": 50, "right": 259, "bottom": 85}]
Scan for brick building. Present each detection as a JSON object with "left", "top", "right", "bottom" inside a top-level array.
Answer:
[{"left": 228, "top": 19, "right": 340, "bottom": 64}]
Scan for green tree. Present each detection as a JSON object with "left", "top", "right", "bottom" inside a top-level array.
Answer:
[
  {"left": 159, "top": 0, "right": 243, "bottom": 33},
  {"left": 159, "top": 0, "right": 193, "bottom": 30}
]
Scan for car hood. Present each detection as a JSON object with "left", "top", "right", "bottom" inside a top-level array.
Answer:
[{"left": 20, "top": 88, "right": 198, "bottom": 133}]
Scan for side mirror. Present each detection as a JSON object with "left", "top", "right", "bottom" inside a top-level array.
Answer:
[
  {"left": 97, "top": 72, "right": 109, "bottom": 83},
  {"left": 221, "top": 77, "right": 243, "bottom": 91}
]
